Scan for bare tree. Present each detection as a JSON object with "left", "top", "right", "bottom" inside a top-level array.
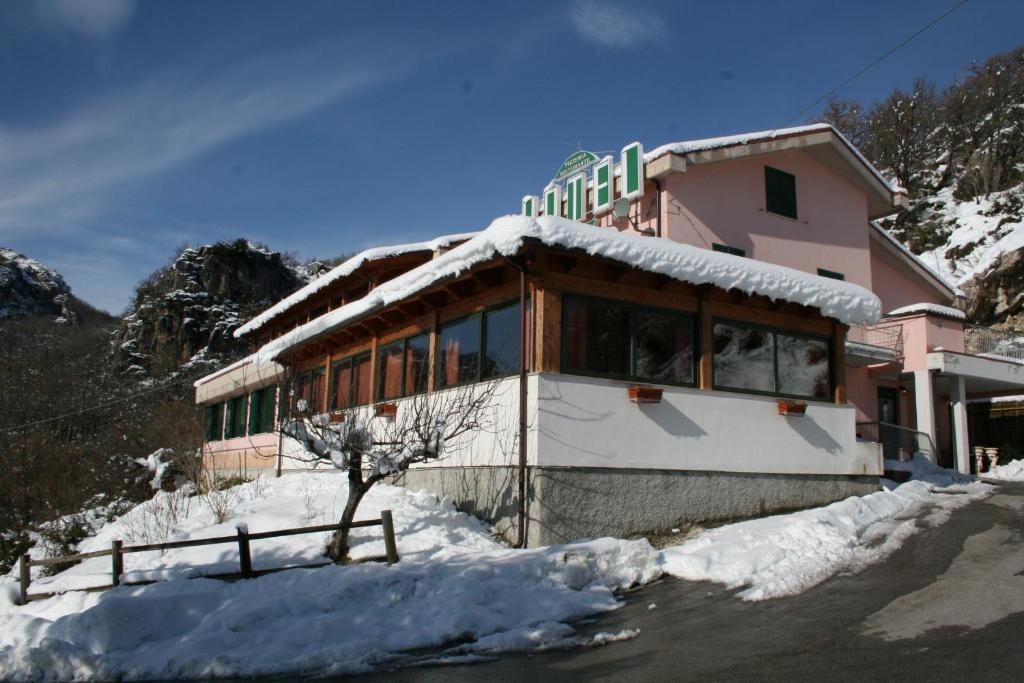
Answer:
[{"left": 282, "top": 379, "right": 507, "bottom": 561}]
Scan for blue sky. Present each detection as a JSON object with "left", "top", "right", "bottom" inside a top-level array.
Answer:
[{"left": 1, "top": 0, "right": 1022, "bottom": 314}]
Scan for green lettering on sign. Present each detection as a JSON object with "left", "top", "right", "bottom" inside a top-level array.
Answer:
[{"left": 555, "top": 150, "right": 598, "bottom": 181}]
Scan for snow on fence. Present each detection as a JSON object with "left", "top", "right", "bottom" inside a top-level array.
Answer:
[{"left": 17, "top": 511, "right": 400, "bottom": 605}]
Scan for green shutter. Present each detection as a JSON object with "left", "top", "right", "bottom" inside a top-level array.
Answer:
[
  {"left": 594, "top": 159, "right": 612, "bottom": 212},
  {"left": 765, "top": 166, "right": 797, "bottom": 219},
  {"left": 224, "top": 399, "right": 236, "bottom": 439},
  {"left": 712, "top": 243, "right": 746, "bottom": 257},
  {"left": 817, "top": 268, "right": 844, "bottom": 281},
  {"left": 522, "top": 196, "right": 534, "bottom": 217},
  {"left": 204, "top": 403, "right": 223, "bottom": 441},
  {"left": 545, "top": 185, "right": 560, "bottom": 217},
  {"left": 621, "top": 142, "right": 644, "bottom": 199},
  {"left": 247, "top": 389, "right": 262, "bottom": 436},
  {"left": 263, "top": 385, "right": 277, "bottom": 431}
]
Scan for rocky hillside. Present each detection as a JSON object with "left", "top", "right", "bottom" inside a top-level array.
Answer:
[
  {"left": 112, "top": 239, "right": 308, "bottom": 378},
  {"left": 818, "top": 45, "right": 1024, "bottom": 331},
  {"left": 0, "top": 247, "right": 88, "bottom": 324}
]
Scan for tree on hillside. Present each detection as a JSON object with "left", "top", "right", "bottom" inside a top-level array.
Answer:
[
  {"left": 816, "top": 97, "right": 870, "bottom": 149},
  {"left": 862, "top": 78, "right": 940, "bottom": 194}
]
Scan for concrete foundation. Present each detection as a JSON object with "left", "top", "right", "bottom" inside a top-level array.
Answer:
[{"left": 398, "top": 465, "right": 880, "bottom": 547}]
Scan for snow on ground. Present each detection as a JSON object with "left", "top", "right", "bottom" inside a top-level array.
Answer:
[
  {"left": 661, "top": 456, "right": 990, "bottom": 601},
  {"left": 0, "top": 473, "right": 659, "bottom": 681},
  {"left": 0, "top": 461, "right": 995, "bottom": 680},
  {"left": 982, "top": 458, "right": 1024, "bottom": 481}
]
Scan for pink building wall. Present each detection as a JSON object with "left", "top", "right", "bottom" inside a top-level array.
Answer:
[
  {"left": 658, "top": 149, "right": 873, "bottom": 288},
  {"left": 893, "top": 314, "right": 965, "bottom": 372},
  {"left": 869, "top": 240, "right": 947, "bottom": 311}
]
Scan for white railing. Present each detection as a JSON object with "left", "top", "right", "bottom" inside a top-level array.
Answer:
[
  {"left": 964, "top": 325, "right": 1024, "bottom": 362},
  {"left": 847, "top": 323, "right": 904, "bottom": 357}
]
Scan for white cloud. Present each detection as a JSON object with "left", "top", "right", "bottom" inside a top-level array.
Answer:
[
  {"left": 568, "top": 0, "right": 664, "bottom": 48},
  {"left": 32, "top": 0, "right": 135, "bottom": 39}
]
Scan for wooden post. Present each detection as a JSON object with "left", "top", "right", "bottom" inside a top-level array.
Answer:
[
  {"left": 19, "top": 554, "right": 30, "bottom": 605},
  {"left": 832, "top": 322, "right": 848, "bottom": 405},
  {"left": 699, "top": 292, "right": 713, "bottom": 390},
  {"left": 237, "top": 527, "right": 254, "bottom": 578},
  {"left": 111, "top": 540, "right": 123, "bottom": 587},
  {"left": 380, "top": 510, "right": 399, "bottom": 566}
]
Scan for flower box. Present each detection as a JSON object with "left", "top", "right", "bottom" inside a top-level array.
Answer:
[
  {"left": 777, "top": 400, "right": 807, "bottom": 416},
  {"left": 329, "top": 411, "right": 346, "bottom": 424},
  {"left": 375, "top": 402, "right": 398, "bottom": 418},
  {"left": 628, "top": 386, "right": 663, "bottom": 404}
]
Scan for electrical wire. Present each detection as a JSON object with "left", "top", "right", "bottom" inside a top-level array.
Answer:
[{"left": 773, "top": 0, "right": 969, "bottom": 132}]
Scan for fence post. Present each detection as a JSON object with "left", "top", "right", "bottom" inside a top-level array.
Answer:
[
  {"left": 380, "top": 510, "right": 399, "bottom": 566},
  {"left": 237, "top": 527, "right": 253, "bottom": 578},
  {"left": 19, "top": 554, "right": 30, "bottom": 605},
  {"left": 111, "top": 540, "right": 123, "bottom": 587}
]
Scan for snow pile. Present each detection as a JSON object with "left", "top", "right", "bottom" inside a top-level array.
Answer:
[
  {"left": 0, "top": 473, "right": 660, "bottom": 681},
  {"left": 660, "top": 470, "right": 990, "bottom": 601},
  {"left": 235, "top": 232, "right": 478, "bottom": 338},
  {"left": 883, "top": 454, "right": 974, "bottom": 487},
  {"left": 886, "top": 302, "right": 966, "bottom": 320},
  {"left": 255, "top": 215, "right": 882, "bottom": 364},
  {"left": 982, "top": 458, "right": 1024, "bottom": 481}
]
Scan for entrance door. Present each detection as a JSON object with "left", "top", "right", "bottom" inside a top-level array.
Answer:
[{"left": 878, "top": 387, "right": 902, "bottom": 460}]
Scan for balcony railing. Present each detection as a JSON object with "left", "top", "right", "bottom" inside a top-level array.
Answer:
[
  {"left": 856, "top": 420, "right": 935, "bottom": 462},
  {"left": 846, "top": 323, "right": 904, "bottom": 357},
  {"left": 964, "top": 325, "right": 1024, "bottom": 362}
]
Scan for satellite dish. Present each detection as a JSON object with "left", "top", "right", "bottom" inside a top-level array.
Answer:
[{"left": 612, "top": 197, "right": 631, "bottom": 220}]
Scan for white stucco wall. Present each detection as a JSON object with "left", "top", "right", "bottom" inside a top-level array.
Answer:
[{"left": 534, "top": 374, "right": 880, "bottom": 477}]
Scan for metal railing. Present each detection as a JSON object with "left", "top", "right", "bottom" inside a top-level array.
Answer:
[
  {"left": 846, "top": 323, "right": 904, "bottom": 357},
  {"left": 856, "top": 421, "right": 935, "bottom": 461},
  {"left": 964, "top": 325, "right": 1024, "bottom": 362}
]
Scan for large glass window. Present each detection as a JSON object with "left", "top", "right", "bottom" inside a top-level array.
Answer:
[
  {"left": 295, "top": 367, "right": 325, "bottom": 413},
  {"left": 439, "top": 300, "right": 526, "bottom": 388},
  {"left": 439, "top": 316, "right": 481, "bottom": 387},
  {"left": 376, "top": 332, "right": 430, "bottom": 401},
  {"left": 712, "top": 320, "right": 831, "bottom": 399},
  {"left": 330, "top": 352, "right": 372, "bottom": 409},
  {"left": 563, "top": 295, "right": 696, "bottom": 386}
]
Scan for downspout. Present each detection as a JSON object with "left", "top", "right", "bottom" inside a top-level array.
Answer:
[
  {"left": 504, "top": 256, "right": 529, "bottom": 548},
  {"left": 652, "top": 177, "right": 663, "bottom": 239},
  {"left": 275, "top": 365, "right": 292, "bottom": 479}
]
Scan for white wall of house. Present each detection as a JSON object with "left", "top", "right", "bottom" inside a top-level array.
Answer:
[{"left": 534, "top": 374, "right": 881, "bottom": 476}]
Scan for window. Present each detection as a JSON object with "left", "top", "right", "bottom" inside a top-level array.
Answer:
[
  {"left": 439, "top": 300, "right": 527, "bottom": 388},
  {"left": 330, "top": 353, "right": 372, "bottom": 409},
  {"left": 765, "top": 166, "right": 797, "bottom": 219},
  {"left": 712, "top": 243, "right": 746, "bottom": 257},
  {"left": 817, "top": 268, "right": 844, "bottom": 281},
  {"left": 295, "top": 367, "right": 325, "bottom": 413},
  {"left": 712, "top": 320, "right": 831, "bottom": 400},
  {"left": 204, "top": 402, "right": 223, "bottom": 441},
  {"left": 247, "top": 386, "right": 277, "bottom": 435},
  {"left": 377, "top": 332, "right": 430, "bottom": 401},
  {"left": 224, "top": 395, "right": 248, "bottom": 439},
  {"left": 563, "top": 295, "right": 696, "bottom": 386}
]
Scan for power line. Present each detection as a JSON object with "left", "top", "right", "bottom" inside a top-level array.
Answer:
[
  {"left": 775, "top": 0, "right": 969, "bottom": 131},
  {"left": 0, "top": 367, "right": 214, "bottom": 435}
]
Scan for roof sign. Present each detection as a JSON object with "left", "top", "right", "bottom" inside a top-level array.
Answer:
[{"left": 554, "top": 150, "right": 599, "bottom": 180}]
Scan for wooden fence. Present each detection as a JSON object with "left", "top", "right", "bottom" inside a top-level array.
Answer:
[{"left": 18, "top": 510, "right": 399, "bottom": 605}]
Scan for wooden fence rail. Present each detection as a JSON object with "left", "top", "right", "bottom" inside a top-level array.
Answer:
[{"left": 18, "top": 510, "right": 399, "bottom": 605}]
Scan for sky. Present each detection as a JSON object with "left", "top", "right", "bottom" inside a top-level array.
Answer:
[{"left": 1, "top": 0, "right": 1022, "bottom": 314}]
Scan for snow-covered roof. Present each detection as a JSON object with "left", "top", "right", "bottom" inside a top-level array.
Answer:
[
  {"left": 885, "top": 303, "right": 966, "bottom": 321},
  {"left": 646, "top": 123, "right": 897, "bottom": 198},
  {"left": 235, "top": 232, "right": 477, "bottom": 338},
  {"left": 255, "top": 215, "right": 882, "bottom": 364}
]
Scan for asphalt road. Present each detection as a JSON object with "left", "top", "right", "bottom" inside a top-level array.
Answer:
[{"left": 354, "top": 482, "right": 1024, "bottom": 682}]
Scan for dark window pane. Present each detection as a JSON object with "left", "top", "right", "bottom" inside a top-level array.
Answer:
[
  {"left": 713, "top": 322, "right": 775, "bottom": 392},
  {"left": 440, "top": 317, "right": 480, "bottom": 387},
  {"left": 205, "top": 403, "right": 222, "bottom": 441},
  {"left": 247, "top": 389, "right": 262, "bottom": 436},
  {"left": 634, "top": 312, "right": 695, "bottom": 384},
  {"left": 331, "top": 361, "right": 353, "bottom": 410},
  {"left": 310, "top": 369, "right": 325, "bottom": 413},
  {"left": 777, "top": 334, "right": 830, "bottom": 399},
  {"left": 262, "top": 385, "right": 277, "bottom": 431},
  {"left": 353, "top": 355, "right": 372, "bottom": 405},
  {"left": 483, "top": 302, "right": 521, "bottom": 379},
  {"left": 405, "top": 333, "right": 430, "bottom": 395},
  {"left": 765, "top": 166, "right": 797, "bottom": 219},
  {"left": 564, "top": 297, "right": 630, "bottom": 376},
  {"left": 378, "top": 342, "right": 404, "bottom": 400}
]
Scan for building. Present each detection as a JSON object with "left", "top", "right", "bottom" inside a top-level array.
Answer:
[{"left": 194, "top": 123, "right": 1024, "bottom": 545}]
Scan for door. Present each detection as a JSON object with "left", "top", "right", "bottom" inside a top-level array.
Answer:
[{"left": 878, "top": 387, "right": 902, "bottom": 460}]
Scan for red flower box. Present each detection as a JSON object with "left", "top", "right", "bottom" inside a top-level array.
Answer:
[
  {"left": 329, "top": 411, "right": 346, "bottom": 424},
  {"left": 778, "top": 400, "right": 807, "bottom": 416},
  {"left": 375, "top": 402, "right": 398, "bottom": 418},
  {"left": 628, "top": 386, "right": 663, "bottom": 404}
]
